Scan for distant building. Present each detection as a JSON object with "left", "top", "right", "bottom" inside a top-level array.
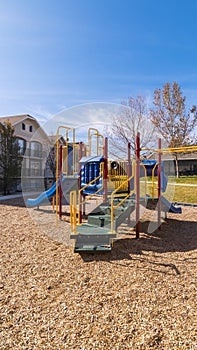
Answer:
[
  {"left": 0, "top": 114, "right": 50, "bottom": 192},
  {"left": 148, "top": 150, "right": 197, "bottom": 176},
  {"left": 162, "top": 152, "right": 197, "bottom": 176}
]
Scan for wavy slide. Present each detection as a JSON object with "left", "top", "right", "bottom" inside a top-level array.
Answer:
[{"left": 26, "top": 179, "right": 63, "bottom": 207}]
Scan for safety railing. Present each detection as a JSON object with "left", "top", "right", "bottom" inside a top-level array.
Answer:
[
  {"left": 62, "top": 142, "right": 79, "bottom": 176},
  {"left": 110, "top": 174, "right": 135, "bottom": 233},
  {"left": 139, "top": 163, "right": 148, "bottom": 199},
  {"left": 78, "top": 162, "right": 104, "bottom": 224},
  {"left": 151, "top": 163, "right": 158, "bottom": 200},
  {"left": 108, "top": 160, "right": 129, "bottom": 191},
  {"left": 86, "top": 128, "right": 104, "bottom": 156}
]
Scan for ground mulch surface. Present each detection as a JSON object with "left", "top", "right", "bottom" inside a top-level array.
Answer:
[{"left": 0, "top": 198, "right": 197, "bottom": 349}]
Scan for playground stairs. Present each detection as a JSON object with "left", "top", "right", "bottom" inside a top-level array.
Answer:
[{"left": 70, "top": 197, "right": 135, "bottom": 252}]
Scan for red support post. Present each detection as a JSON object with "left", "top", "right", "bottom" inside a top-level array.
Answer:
[
  {"left": 157, "top": 138, "right": 161, "bottom": 230},
  {"left": 135, "top": 132, "right": 140, "bottom": 239},
  {"left": 127, "top": 142, "right": 131, "bottom": 193},
  {"left": 127, "top": 142, "right": 131, "bottom": 226},
  {"left": 103, "top": 137, "right": 108, "bottom": 202},
  {"left": 59, "top": 145, "right": 63, "bottom": 220}
]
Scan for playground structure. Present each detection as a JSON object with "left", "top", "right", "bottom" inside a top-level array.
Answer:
[
  {"left": 27, "top": 126, "right": 186, "bottom": 252},
  {"left": 70, "top": 132, "right": 183, "bottom": 252},
  {"left": 27, "top": 126, "right": 190, "bottom": 252},
  {"left": 27, "top": 126, "right": 190, "bottom": 253}
]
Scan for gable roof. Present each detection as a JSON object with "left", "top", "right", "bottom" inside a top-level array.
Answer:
[
  {"left": 0, "top": 114, "right": 37, "bottom": 126},
  {"left": 48, "top": 135, "right": 66, "bottom": 145},
  {"left": 0, "top": 114, "right": 50, "bottom": 141}
]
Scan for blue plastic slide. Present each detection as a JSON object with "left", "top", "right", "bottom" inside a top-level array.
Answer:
[
  {"left": 161, "top": 196, "right": 182, "bottom": 214},
  {"left": 26, "top": 179, "right": 62, "bottom": 207}
]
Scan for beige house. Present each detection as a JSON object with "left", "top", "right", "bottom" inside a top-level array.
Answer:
[{"left": 0, "top": 114, "right": 51, "bottom": 192}]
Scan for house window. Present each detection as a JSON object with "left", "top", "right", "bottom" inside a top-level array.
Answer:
[
  {"left": 29, "top": 125, "right": 33, "bottom": 132},
  {"left": 30, "top": 141, "right": 42, "bottom": 158},
  {"left": 22, "top": 123, "right": 25, "bottom": 130},
  {"left": 30, "top": 160, "right": 42, "bottom": 176},
  {"left": 16, "top": 138, "right": 26, "bottom": 155}
]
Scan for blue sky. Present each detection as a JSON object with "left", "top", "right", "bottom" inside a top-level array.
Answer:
[{"left": 1, "top": 0, "right": 197, "bottom": 125}]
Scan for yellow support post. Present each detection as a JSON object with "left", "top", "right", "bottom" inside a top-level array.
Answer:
[
  {"left": 151, "top": 163, "right": 158, "bottom": 200},
  {"left": 87, "top": 128, "right": 104, "bottom": 156},
  {"left": 70, "top": 191, "right": 77, "bottom": 233}
]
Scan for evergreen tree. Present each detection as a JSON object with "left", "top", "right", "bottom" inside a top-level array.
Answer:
[{"left": 0, "top": 121, "right": 22, "bottom": 194}]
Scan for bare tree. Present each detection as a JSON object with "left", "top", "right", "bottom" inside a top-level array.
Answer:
[
  {"left": 150, "top": 82, "right": 197, "bottom": 177},
  {"left": 105, "top": 96, "right": 157, "bottom": 158}
]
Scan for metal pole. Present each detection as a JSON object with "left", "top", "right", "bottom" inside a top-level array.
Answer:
[
  {"left": 135, "top": 132, "right": 140, "bottom": 239},
  {"left": 103, "top": 137, "right": 108, "bottom": 202},
  {"left": 78, "top": 142, "right": 83, "bottom": 224},
  {"left": 59, "top": 145, "right": 63, "bottom": 220},
  {"left": 158, "top": 138, "right": 161, "bottom": 230},
  {"left": 128, "top": 142, "right": 131, "bottom": 193},
  {"left": 55, "top": 133, "right": 59, "bottom": 224},
  {"left": 78, "top": 141, "right": 83, "bottom": 198},
  {"left": 72, "top": 128, "right": 76, "bottom": 175},
  {"left": 127, "top": 142, "right": 131, "bottom": 226}
]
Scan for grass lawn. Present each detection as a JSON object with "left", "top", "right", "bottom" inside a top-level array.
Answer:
[
  {"left": 165, "top": 184, "right": 197, "bottom": 204},
  {"left": 142, "top": 176, "right": 197, "bottom": 204},
  {"left": 168, "top": 176, "right": 197, "bottom": 184}
]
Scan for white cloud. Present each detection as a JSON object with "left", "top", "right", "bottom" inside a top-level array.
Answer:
[{"left": 40, "top": 102, "right": 122, "bottom": 141}]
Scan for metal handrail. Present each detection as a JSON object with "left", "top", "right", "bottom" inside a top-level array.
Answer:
[
  {"left": 140, "top": 163, "right": 148, "bottom": 199},
  {"left": 78, "top": 162, "right": 104, "bottom": 223},
  {"left": 151, "top": 163, "right": 158, "bottom": 200},
  {"left": 87, "top": 128, "right": 104, "bottom": 156},
  {"left": 110, "top": 174, "right": 135, "bottom": 233}
]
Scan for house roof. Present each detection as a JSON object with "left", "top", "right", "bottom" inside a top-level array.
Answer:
[
  {"left": 0, "top": 114, "right": 37, "bottom": 126},
  {"left": 48, "top": 135, "right": 66, "bottom": 145},
  {"left": 162, "top": 152, "right": 197, "bottom": 160},
  {"left": 148, "top": 151, "right": 197, "bottom": 161},
  {"left": 0, "top": 114, "right": 50, "bottom": 141}
]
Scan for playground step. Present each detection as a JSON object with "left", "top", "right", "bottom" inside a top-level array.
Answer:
[
  {"left": 88, "top": 214, "right": 111, "bottom": 227},
  {"left": 70, "top": 224, "right": 116, "bottom": 253},
  {"left": 87, "top": 203, "right": 135, "bottom": 231},
  {"left": 71, "top": 223, "right": 111, "bottom": 235},
  {"left": 99, "top": 205, "right": 111, "bottom": 214},
  {"left": 86, "top": 197, "right": 136, "bottom": 230}
]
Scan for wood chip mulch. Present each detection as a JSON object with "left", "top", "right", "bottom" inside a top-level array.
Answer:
[{"left": 0, "top": 198, "right": 197, "bottom": 349}]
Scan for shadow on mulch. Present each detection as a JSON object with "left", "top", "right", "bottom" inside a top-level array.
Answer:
[
  {"left": 79, "top": 217, "right": 197, "bottom": 266},
  {"left": 1, "top": 198, "right": 197, "bottom": 275}
]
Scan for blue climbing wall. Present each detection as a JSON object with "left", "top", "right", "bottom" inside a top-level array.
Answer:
[{"left": 80, "top": 156, "right": 104, "bottom": 194}]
